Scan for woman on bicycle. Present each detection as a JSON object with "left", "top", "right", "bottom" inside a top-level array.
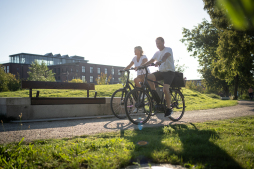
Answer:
[{"left": 123, "top": 46, "right": 150, "bottom": 87}]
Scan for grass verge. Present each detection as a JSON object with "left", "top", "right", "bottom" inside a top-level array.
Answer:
[
  {"left": 1, "top": 116, "right": 253, "bottom": 168},
  {"left": 0, "top": 84, "right": 238, "bottom": 111}
]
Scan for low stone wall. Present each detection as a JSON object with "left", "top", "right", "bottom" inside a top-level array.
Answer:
[{"left": 0, "top": 97, "right": 114, "bottom": 120}]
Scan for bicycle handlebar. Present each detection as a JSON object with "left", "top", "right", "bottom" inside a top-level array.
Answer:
[
  {"left": 137, "top": 63, "right": 156, "bottom": 70},
  {"left": 119, "top": 67, "right": 135, "bottom": 73}
]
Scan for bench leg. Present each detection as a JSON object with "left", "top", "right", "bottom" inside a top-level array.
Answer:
[
  {"left": 87, "top": 90, "right": 89, "bottom": 97},
  {"left": 29, "top": 88, "right": 32, "bottom": 98},
  {"left": 36, "top": 91, "right": 40, "bottom": 98}
]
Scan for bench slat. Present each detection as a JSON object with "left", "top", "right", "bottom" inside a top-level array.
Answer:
[
  {"left": 22, "top": 81, "right": 95, "bottom": 90},
  {"left": 31, "top": 98, "right": 105, "bottom": 105}
]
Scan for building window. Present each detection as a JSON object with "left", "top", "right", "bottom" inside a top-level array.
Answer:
[
  {"left": 97, "top": 68, "right": 100, "bottom": 74},
  {"left": 90, "top": 67, "right": 93, "bottom": 73},
  {"left": 118, "top": 70, "right": 121, "bottom": 75},
  {"left": 105, "top": 68, "right": 107, "bottom": 74},
  {"left": 3, "top": 66, "right": 6, "bottom": 73},
  {"left": 76, "top": 69, "right": 78, "bottom": 73},
  {"left": 7, "top": 66, "right": 9, "bottom": 73},
  {"left": 112, "top": 77, "right": 114, "bottom": 83},
  {"left": 71, "top": 68, "right": 73, "bottom": 72},
  {"left": 118, "top": 78, "right": 121, "bottom": 82},
  {"left": 21, "top": 57, "right": 25, "bottom": 63},
  {"left": 82, "top": 66, "right": 85, "bottom": 73},
  {"left": 112, "top": 68, "right": 114, "bottom": 75},
  {"left": 90, "top": 76, "right": 93, "bottom": 82},
  {"left": 82, "top": 76, "right": 86, "bottom": 82}
]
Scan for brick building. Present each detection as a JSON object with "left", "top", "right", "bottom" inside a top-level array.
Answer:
[{"left": 1, "top": 53, "right": 124, "bottom": 84}]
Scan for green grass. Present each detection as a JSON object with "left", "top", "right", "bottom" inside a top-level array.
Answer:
[
  {"left": 0, "top": 84, "right": 237, "bottom": 111},
  {"left": 1, "top": 116, "right": 254, "bottom": 168}
]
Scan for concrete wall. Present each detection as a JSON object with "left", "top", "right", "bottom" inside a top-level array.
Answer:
[{"left": 0, "top": 97, "right": 115, "bottom": 120}]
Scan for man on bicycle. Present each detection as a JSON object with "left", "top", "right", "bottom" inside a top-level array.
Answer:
[{"left": 138, "top": 37, "right": 175, "bottom": 117}]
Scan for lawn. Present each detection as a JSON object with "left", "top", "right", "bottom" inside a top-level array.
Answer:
[
  {"left": 0, "top": 116, "right": 253, "bottom": 168},
  {"left": 0, "top": 84, "right": 237, "bottom": 111}
]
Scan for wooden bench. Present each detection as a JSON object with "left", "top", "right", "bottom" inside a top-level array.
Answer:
[{"left": 21, "top": 81, "right": 105, "bottom": 105}]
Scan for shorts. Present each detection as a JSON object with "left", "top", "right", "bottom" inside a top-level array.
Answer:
[{"left": 153, "top": 71, "right": 175, "bottom": 85}]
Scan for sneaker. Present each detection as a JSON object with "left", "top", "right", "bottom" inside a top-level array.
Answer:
[{"left": 165, "top": 108, "right": 173, "bottom": 117}]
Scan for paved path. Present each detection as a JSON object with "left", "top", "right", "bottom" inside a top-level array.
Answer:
[{"left": 0, "top": 100, "right": 253, "bottom": 144}]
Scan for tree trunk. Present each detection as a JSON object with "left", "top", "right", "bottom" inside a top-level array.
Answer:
[
  {"left": 224, "top": 86, "right": 229, "bottom": 97},
  {"left": 233, "top": 74, "right": 239, "bottom": 100}
]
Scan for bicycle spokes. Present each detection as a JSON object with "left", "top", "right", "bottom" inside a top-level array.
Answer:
[
  {"left": 169, "top": 90, "right": 185, "bottom": 121},
  {"left": 125, "top": 89, "right": 152, "bottom": 125}
]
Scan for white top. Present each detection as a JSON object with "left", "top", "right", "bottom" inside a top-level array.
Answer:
[
  {"left": 132, "top": 55, "right": 150, "bottom": 76},
  {"left": 152, "top": 47, "right": 175, "bottom": 72}
]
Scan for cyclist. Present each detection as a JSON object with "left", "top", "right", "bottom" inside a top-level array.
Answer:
[
  {"left": 123, "top": 46, "right": 150, "bottom": 88},
  {"left": 138, "top": 37, "right": 175, "bottom": 117},
  {"left": 123, "top": 46, "right": 150, "bottom": 113}
]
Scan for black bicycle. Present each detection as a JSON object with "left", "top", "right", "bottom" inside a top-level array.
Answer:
[
  {"left": 110, "top": 68, "right": 135, "bottom": 119},
  {"left": 124, "top": 64, "right": 185, "bottom": 125}
]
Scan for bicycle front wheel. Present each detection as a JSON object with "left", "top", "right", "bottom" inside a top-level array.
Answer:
[
  {"left": 125, "top": 88, "right": 152, "bottom": 125},
  {"left": 168, "top": 89, "right": 185, "bottom": 121},
  {"left": 110, "top": 89, "right": 127, "bottom": 119}
]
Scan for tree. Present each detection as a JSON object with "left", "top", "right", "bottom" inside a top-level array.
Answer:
[
  {"left": 175, "top": 59, "right": 188, "bottom": 73},
  {"left": 95, "top": 72, "right": 112, "bottom": 85},
  {"left": 181, "top": 19, "right": 231, "bottom": 96},
  {"left": 203, "top": 0, "right": 254, "bottom": 99},
  {"left": 27, "top": 60, "right": 56, "bottom": 82}
]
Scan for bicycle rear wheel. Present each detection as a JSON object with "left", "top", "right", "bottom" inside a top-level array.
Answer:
[
  {"left": 168, "top": 89, "right": 185, "bottom": 121},
  {"left": 110, "top": 89, "right": 127, "bottom": 119},
  {"left": 125, "top": 88, "right": 152, "bottom": 125}
]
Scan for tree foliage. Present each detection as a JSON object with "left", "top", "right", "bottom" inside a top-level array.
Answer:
[
  {"left": 0, "top": 65, "right": 21, "bottom": 92},
  {"left": 95, "top": 72, "right": 112, "bottom": 85},
  {"left": 27, "top": 60, "right": 55, "bottom": 82},
  {"left": 203, "top": 0, "right": 254, "bottom": 99},
  {"left": 175, "top": 59, "right": 188, "bottom": 73},
  {"left": 181, "top": 19, "right": 230, "bottom": 96}
]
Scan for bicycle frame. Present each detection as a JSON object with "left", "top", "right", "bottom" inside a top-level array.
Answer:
[{"left": 120, "top": 68, "right": 135, "bottom": 94}]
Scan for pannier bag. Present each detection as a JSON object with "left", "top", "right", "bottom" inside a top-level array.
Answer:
[{"left": 170, "top": 72, "right": 185, "bottom": 88}]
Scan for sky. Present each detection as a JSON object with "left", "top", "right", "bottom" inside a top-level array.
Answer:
[{"left": 0, "top": 0, "right": 211, "bottom": 80}]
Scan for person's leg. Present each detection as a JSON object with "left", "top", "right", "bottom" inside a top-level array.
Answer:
[
  {"left": 147, "top": 74, "right": 156, "bottom": 90},
  {"left": 163, "top": 84, "right": 171, "bottom": 109},
  {"left": 134, "top": 76, "right": 142, "bottom": 87},
  {"left": 162, "top": 71, "right": 175, "bottom": 117}
]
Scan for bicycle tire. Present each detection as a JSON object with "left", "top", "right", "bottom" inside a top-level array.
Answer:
[
  {"left": 110, "top": 89, "right": 128, "bottom": 119},
  {"left": 124, "top": 88, "right": 152, "bottom": 125},
  {"left": 168, "top": 89, "right": 185, "bottom": 121}
]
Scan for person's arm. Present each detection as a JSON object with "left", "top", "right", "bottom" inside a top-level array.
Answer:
[
  {"left": 141, "top": 58, "right": 148, "bottom": 65},
  {"left": 155, "top": 52, "right": 171, "bottom": 66},
  {"left": 123, "top": 61, "right": 134, "bottom": 70},
  {"left": 141, "top": 58, "right": 156, "bottom": 67}
]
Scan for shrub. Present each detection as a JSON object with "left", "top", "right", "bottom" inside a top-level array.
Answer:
[
  {"left": 0, "top": 65, "right": 21, "bottom": 92},
  {"left": 239, "top": 93, "right": 250, "bottom": 100},
  {"left": 69, "top": 78, "right": 83, "bottom": 83}
]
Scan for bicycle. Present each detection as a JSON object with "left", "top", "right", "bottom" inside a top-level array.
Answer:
[
  {"left": 124, "top": 63, "right": 185, "bottom": 125},
  {"left": 110, "top": 68, "right": 135, "bottom": 119}
]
